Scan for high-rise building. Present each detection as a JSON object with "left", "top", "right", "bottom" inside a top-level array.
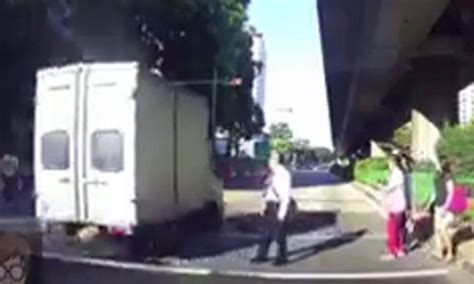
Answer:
[
  {"left": 250, "top": 30, "right": 267, "bottom": 110},
  {"left": 458, "top": 83, "right": 474, "bottom": 124}
]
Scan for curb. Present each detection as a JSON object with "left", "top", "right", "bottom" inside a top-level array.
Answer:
[
  {"left": 352, "top": 182, "right": 385, "bottom": 218},
  {"left": 352, "top": 182, "right": 382, "bottom": 203}
]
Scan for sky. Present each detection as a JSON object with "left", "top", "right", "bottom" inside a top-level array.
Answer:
[{"left": 248, "top": 0, "right": 333, "bottom": 149}]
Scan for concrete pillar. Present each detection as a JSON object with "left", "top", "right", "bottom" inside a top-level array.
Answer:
[
  {"left": 370, "top": 140, "right": 387, "bottom": 158},
  {"left": 411, "top": 109, "right": 441, "bottom": 168}
]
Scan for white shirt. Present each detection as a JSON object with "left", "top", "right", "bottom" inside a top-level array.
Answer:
[
  {"left": 263, "top": 164, "right": 291, "bottom": 220},
  {"left": 382, "top": 168, "right": 407, "bottom": 216}
]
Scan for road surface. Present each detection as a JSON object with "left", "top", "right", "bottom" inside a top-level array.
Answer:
[
  {"left": 5, "top": 172, "right": 473, "bottom": 283},
  {"left": 27, "top": 256, "right": 470, "bottom": 284}
]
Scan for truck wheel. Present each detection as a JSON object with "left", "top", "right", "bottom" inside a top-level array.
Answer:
[{"left": 127, "top": 232, "right": 148, "bottom": 261}]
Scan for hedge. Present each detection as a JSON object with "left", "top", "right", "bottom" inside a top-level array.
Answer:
[
  {"left": 354, "top": 157, "right": 389, "bottom": 186},
  {"left": 412, "top": 172, "right": 436, "bottom": 208},
  {"left": 411, "top": 160, "right": 437, "bottom": 208}
]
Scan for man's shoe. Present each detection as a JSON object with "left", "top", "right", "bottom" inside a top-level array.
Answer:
[
  {"left": 273, "top": 257, "right": 288, "bottom": 266},
  {"left": 251, "top": 256, "right": 269, "bottom": 263}
]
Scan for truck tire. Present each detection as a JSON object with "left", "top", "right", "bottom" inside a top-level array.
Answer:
[{"left": 128, "top": 223, "right": 179, "bottom": 261}]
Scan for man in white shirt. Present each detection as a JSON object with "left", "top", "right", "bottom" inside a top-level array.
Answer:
[{"left": 252, "top": 151, "right": 292, "bottom": 265}]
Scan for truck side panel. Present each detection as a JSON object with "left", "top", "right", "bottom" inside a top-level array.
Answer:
[
  {"left": 135, "top": 77, "right": 175, "bottom": 224},
  {"left": 176, "top": 92, "right": 214, "bottom": 214}
]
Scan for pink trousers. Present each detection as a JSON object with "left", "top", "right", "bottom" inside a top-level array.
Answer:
[{"left": 386, "top": 212, "right": 405, "bottom": 256}]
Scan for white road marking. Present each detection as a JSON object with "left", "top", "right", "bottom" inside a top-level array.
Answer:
[
  {"left": 41, "top": 252, "right": 448, "bottom": 280},
  {"left": 220, "top": 269, "right": 449, "bottom": 280},
  {"left": 221, "top": 231, "right": 387, "bottom": 241}
]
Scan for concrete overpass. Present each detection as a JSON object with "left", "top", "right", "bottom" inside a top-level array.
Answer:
[{"left": 318, "top": 0, "right": 474, "bottom": 160}]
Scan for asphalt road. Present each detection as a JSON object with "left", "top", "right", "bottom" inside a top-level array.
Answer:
[
  {"left": 291, "top": 169, "right": 343, "bottom": 188},
  {"left": 4, "top": 172, "right": 472, "bottom": 284}
]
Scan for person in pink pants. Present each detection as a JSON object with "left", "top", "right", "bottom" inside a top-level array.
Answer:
[{"left": 381, "top": 156, "right": 408, "bottom": 260}]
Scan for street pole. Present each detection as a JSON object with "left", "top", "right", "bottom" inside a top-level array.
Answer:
[
  {"left": 172, "top": 88, "right": 179, "bottom": 213},
  {"left": 211, "top": 66, "right": 218, "bottom": 156}
]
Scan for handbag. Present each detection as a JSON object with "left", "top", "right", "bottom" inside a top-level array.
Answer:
[
  {"left": 446, "top": 185, "right": 468, "bottom": 214},
  {"left": 287, "top": 197, "right": 298, "bottom": 220}
]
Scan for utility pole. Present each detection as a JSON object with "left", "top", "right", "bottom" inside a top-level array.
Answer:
[
  {"left": 211, "top": 67, "right": 218, "bottom": 157},
  {"left": 172, "top": 88, "right": 179, "bottom": 213}
]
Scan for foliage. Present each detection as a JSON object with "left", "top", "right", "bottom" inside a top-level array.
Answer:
[
  {"left": 437, "top": 121, "right": 474, "bottom": 183},
  {"left": 456, "top": 175, "right": 474, "bottom": 187},
  {"left": 1, "top": 0, "right": 263, "bottom": 155},
  {"left": 312, "top": 147, "right": 334, "bottom": 163},
  {"left": 391, "top": 122, "right": 411, "bottom": 150},
  {"left": 413, "top": 160, "right": 437, "bottom": 172},
  {"left": 354, "top": 157, "right": 390, "bottom": 186},
  {"left": 409, "top": 159, "right": 437, "bottom": 208},
  {"left": 412, "top": 171, "right": 436, "bottom": 208},
  {"left": 292, "top": 139, "right": 311, "bottom": 151},
  {"left": 269, "top": 123, "right": 293, "bottom": 155},
  {"left": 129, "top": 0, "right": 261, "bottom": 140},
  {"left": 0, "top": 0, "right": 79, "bottom": 153}
]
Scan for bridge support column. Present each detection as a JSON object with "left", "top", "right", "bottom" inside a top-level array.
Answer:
[{"left": 411, "top": 109, "right": 441, "bottom": 169}]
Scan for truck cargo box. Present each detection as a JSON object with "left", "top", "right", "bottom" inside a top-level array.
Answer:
[{"left": 35, "top": 62, "right": 221, "bottom": 234}]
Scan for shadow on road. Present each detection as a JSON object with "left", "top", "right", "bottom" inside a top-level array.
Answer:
[
  {"left": 225, "top": 210, "right": 338, "bottom": 235},
  {"left": 178, "top": 210, "right": 347, "bottom": 261},
  {"left": 453, "top": 226, "right": 474, "bottom": 256},
  {"left": 285, "top": 229, "right": 367, "bottom": 264}
]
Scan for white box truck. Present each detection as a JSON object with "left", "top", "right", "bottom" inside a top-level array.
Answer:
[{"left": 34, "top": 62, "right": 222, "bottom": 247}]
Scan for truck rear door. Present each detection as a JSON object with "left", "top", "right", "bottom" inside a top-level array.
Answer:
[
  {"left": 81, "top": 64, "right": 138, "bottom": 227},
  {"left": 35, "top": 67, "right": 79, "bottom": 221}
]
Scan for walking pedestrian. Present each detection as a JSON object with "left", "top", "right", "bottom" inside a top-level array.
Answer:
[
  {"left": 252, "top": 151, "right": 292, "bottom": 265},
  {"left": 0, "top": 154, "right": 22, "bottom": 202},
  {"left": 400, "top": 155, "right": 414, "bottom": 251},
  {"left": 381, "top": 156, "right": 407, "bottom": 260}
]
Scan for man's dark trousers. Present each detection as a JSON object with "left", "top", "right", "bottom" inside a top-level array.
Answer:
[{"left": 255, "top": 202, "right": 288, "bottom": 262}]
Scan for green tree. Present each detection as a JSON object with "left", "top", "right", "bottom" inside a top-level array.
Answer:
[
  {"left": 270, "top": 123, "right": 293, "bottom": 155},
  {"left": 0, "top": 0, "right": 78, "bottom": 153},
  {"left": 312, "top": 147, "right": 334, "bottom": 163},
  {"left": 437, "top": 121, "right": 474, "bottom": 182},
  {"left": 292, "top": 139, "right": 311, "bottom": 150},
  {"left": 0, "top": 0, "right": 263, "bottom": 155},
  {"left": 391, "top": 122, "right": 412, "bottom": 150},
  {"left": 291, "top": 139, "right": 311, "bottom": 165},
  {"left": 70, "top": 0, "right": 261, "bottom": 142}
]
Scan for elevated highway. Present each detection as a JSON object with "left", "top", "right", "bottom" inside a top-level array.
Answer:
[{"left": 318, "top": 0, "right": 474, "bottom": 158}]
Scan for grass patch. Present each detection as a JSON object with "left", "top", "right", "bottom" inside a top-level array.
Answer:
[
  {"left": 412, "top": 171, "right": 436, "bottom": 208},
  {"left": 354, "top": 158, "right": 389, "bottom": 187}
]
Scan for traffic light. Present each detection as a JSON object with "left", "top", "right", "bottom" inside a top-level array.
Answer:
[{"left": 229, "top": 77, "right": 243, "bottom": 86}]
